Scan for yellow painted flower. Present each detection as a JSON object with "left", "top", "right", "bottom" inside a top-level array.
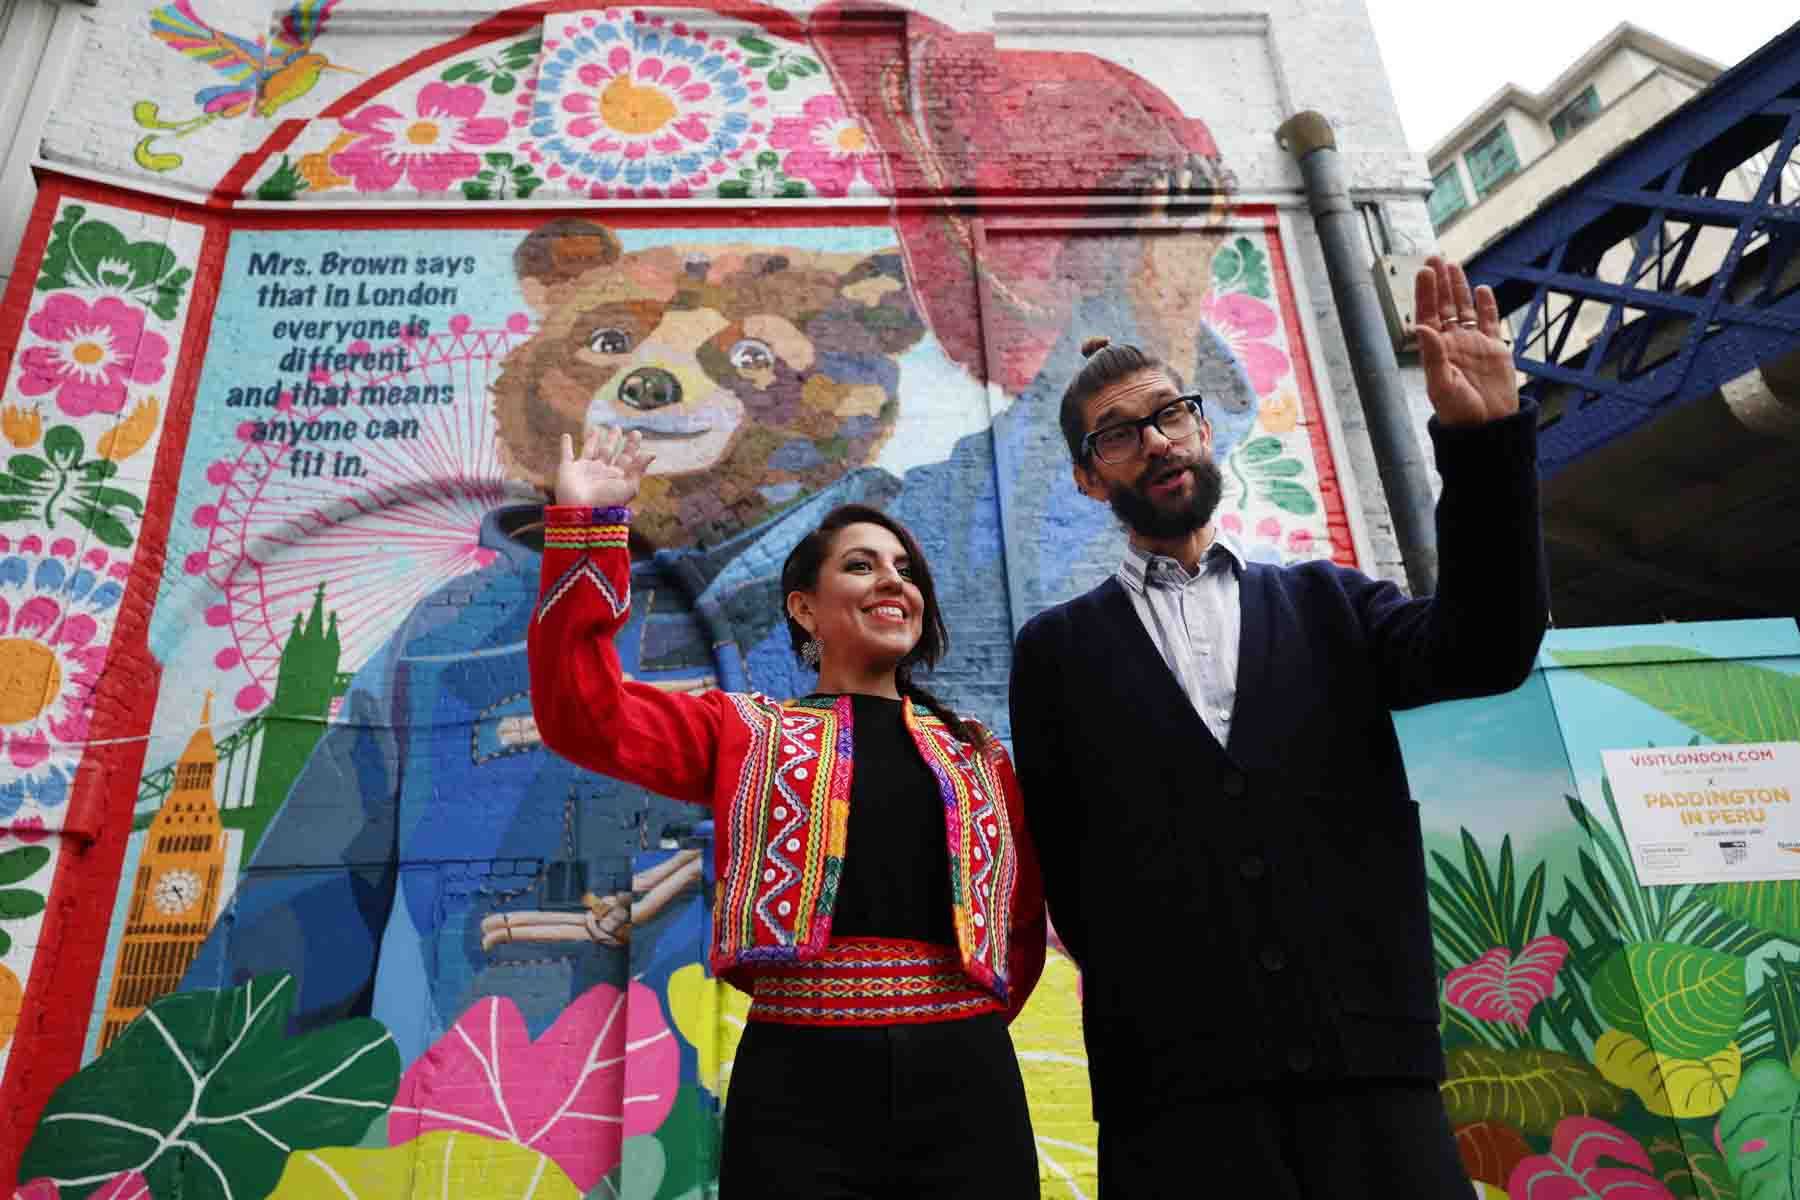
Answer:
[
  {"left": 666, "top": 962, "right": 750, "bottom": 1099},
  {"left": 1259, "top": 388, "right": 1300, "bottom": 435},
  {"left": 96, "top": 395, "right": 160, "bottom": 462},
  {"left": 1013, "top": 949, "right": 1099, "bottom": 1199},
  {"left": 1595, "top": 1027, "right": 1741, "bottom": 1118},
  {"left": 1, "top": 405, "right": 41, "bottom": 449}
]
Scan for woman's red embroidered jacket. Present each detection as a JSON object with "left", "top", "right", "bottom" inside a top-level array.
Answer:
[{"left": 527, "top": 506, "right": 1046, "bottom": 1019}]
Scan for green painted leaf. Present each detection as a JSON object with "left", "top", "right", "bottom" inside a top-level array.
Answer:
[
  {"left": 255, "top": 157, "right": 307, "bottom": 204},
  {"left": 744, "top": 56, "right": 773, "bottom": 69},
  {"left": 0, "top": 888, "right": 46, "bottom": 919},
  {"left": 1649, "top": 1130, "right": 1739, "bottom": 1200},
  {"left": 442, "top": 60, "right": 479, "bottom": 82},
  {"left": 649, "top": 1086, "right": 716, "bottom": 1200},
  {"left": 269, "top": 1131, "right": 580, "bottom": 1198},
  {"left": 718, "top": 180, "right": 750, "bottom": 200},
  {"left": 1259, "top": 479, "right": 1317, "bottom": 514},
  {"left": 492, "top": 72, "right": 516, "bottom": 94},
  {"left": 1210, "top": 235, "right": 1271, "bottom": 298},
  {"left": 767, "top": 68, "right": 789, "bottom": 91},
  {"left": 738, "top": 35, "right": 775, "bottom": 54},
  {"left": 1212, "top": 241, "right": 1244, "bottom": 287},
  {"left": 19, "top": 974, "right": 400, "bottom": 1200},
  {"left": 514, "top": 178, "right": 543, "bottom": 200},
  {"left": 0, "top": 928, "right": 10, "bottom": 955},
  {"left": 484, "top": 152, "right": 514, "bottom": 169},
  {"left": 43, "top": 427, "right": 83, "bottom": 468},
  {"left": 6, "top": 456, "right": 48, "bottom": 482},
  {"left": 69, "top": 216, "right": 185, "bottom": 316},
  {"left": 0, "top": 847, "right": 43, "bottom": 892},
  {"left": 67, "top": 506, "right": 136, "bottom": 549},
  {"left": 1551, "top": 647, "right": 1800, "bottom": 744},
  {"left": 462, "top": 181, "right": 494, "bottom": 201},
  {"left": 0, "top": 474, "right": 45, "bottom": 498},
  {"left": 0, "top": 500, "right": 39, "bottom": 520},
  {"left": 1441, "top": 1046, "right": 1625, "bottom": 1134},
  {"left": 1239, "top": 435, "right": 1283, "bottom": 463},
  {"left": 79, "top": 458, "right": 118, "bottom": 482},
  {"left": 1717, "top": 1060, "right": 1800, "bottom": 1198},
  {"left": 1247, "top": 457, "right": 1304, "bottom": 479},
  {"left": 1592, "top": 943, "right": 1746, "bottom": 1060},
  {"left": 35, "top": 204, "right": 87, "bottom": 292},
  {"left": 1708, "top": 882, "right": 1800, "bottom": 940},
  {"left": 1750, "top": 956, "right": 1800, "bottom": 1067},
  {"left": 74, "top": 485, "right": 144, "bottom": 514}
]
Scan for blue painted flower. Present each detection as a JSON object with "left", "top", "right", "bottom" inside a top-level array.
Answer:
[
  {"left": 524, "top": 10, "right": 773, "bottom": 198},
  {"left": 0, "top": 535, "right": 125, "bottom": 821}
]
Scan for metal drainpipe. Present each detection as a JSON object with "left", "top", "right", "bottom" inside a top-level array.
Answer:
[{"left": 1277, "top": 110, "right": 1439, "bottom": 595}]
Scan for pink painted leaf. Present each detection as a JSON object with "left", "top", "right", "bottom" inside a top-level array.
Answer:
[
  {"left": 388, "top": 980, "right": 678, "bottom": 1191},
  {"left": 1446, "top": 935, "right": 1569, "bottom": 1027},
  {"left": 1507, "top": 1116, "right": 1676, "bottom": 1199}
]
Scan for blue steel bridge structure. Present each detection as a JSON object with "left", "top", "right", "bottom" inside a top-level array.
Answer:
[{"left": 1465, "top": 20, "right": 1800, "bottom": 626}]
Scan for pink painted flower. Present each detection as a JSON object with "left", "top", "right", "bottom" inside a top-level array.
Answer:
[
  {"left": 18, "top": 295, "right": 168, "bottom": 418},
  {"left": 1200, "top": 291, "right": 1291, "bottom": 397},
  {"left": 388, "top": 980, "right": 678, "bottom": 1190},
  {"left": 769, "top": 94, "right": 882, "bottom": 197},
  {"left": 330, "top": 82, "right": 508, "bottom": 193}
]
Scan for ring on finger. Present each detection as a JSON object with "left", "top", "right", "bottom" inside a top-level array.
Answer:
[{"left": 1456, "top": 318, "right": 1478, "bottom": 329}]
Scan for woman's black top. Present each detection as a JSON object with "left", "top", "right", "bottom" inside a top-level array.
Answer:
[{"left": 820, "top": 693, "right": 957, "bottom": 944}]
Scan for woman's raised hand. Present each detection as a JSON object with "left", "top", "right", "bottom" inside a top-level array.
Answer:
[{"left": 554, "top": 426, "right": 655, "bottom": 509}]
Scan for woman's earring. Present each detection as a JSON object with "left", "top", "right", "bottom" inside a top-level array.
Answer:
[{"left": 800, "top": 638, "right": 822, "bottom": 669}]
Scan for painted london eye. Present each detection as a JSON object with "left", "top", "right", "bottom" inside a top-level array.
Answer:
[{"left": 182, "top": 314, "right": 531, "bottom": 713}]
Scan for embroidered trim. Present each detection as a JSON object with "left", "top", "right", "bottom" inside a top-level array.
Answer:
[
  {"left": 543, "top": 522, "right": 630, "bottom": 551},
  {"left": 536, "top": 556, "right": 628, "bottom": 621},
  {"left": 747, "top": 938, "right": 1001, "bottom": 1026},
  {"left": 906, "top": 707, "right": 1013, "bottom": 999}
]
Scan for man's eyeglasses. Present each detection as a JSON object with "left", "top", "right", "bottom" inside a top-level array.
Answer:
[{"left": 1080, "top": 394, "right": 1205, "bottom": 464}]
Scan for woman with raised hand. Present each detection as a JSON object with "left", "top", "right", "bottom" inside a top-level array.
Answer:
[{"left": 528, "top": 425, "right": 1046, "bottom": 1198}]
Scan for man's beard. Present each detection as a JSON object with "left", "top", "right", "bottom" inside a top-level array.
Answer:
[{"left": 1109, "top": 456, "right": 1224, "bottom": 540}]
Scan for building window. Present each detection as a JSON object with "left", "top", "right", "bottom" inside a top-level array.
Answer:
[
  {"left": 1551, "top": 85, "right": 1601, "bottom": 141},
  {"left": 1428, "top": 166, "right": 1469, "bottom": 228},
  {"left": 1466, "top": 123, "right": 1521, "bottom": 197}
]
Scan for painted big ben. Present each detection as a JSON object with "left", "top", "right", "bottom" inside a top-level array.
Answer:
[{"left": 99, "top": 694, "right": 227, "bottom": 1050}]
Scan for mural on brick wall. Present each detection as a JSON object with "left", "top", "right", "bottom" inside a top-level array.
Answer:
[{"left": 0, "top": 2, "right": 1370, "bottom": 1198}]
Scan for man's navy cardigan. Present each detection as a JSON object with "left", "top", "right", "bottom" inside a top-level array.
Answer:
[{"left": 1010, "top": 405, "right": 1549, "bottom": 1126}]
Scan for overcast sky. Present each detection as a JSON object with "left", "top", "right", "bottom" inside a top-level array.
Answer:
[{"left": 1363, "top": 3, "right": 1797, "bottom": 151}]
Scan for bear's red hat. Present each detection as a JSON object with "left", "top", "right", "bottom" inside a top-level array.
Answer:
[{"left": 809, "top": 0, "right": 1227, "bottom": 394}]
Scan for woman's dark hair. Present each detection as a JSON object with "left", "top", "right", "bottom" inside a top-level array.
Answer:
[
  {"left": 779, "top": 503, "right": 986, "bottom": 747},
  {"left": 1059, "top": 335, "right": 1184, "bottom": 461}
]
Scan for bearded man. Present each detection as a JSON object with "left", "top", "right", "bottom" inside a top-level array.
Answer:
[{"left": 1008, "top": 257, "right": 1550, "bottom": 1196}]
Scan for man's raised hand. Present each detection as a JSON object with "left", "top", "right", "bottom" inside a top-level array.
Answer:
[{"left": 1414, "top": 255, "right": 1519, "bottom": 427}]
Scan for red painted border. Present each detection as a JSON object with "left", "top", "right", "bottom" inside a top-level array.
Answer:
[
  {"left": 0, "top": 176, "right": 230, "bottom": 1189},
  {"left": 215, "top": 0, "right": 816, "bottom": 205},
  {"left": 1262, "top": 209, "right": 1358, "bottom": 568}
]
